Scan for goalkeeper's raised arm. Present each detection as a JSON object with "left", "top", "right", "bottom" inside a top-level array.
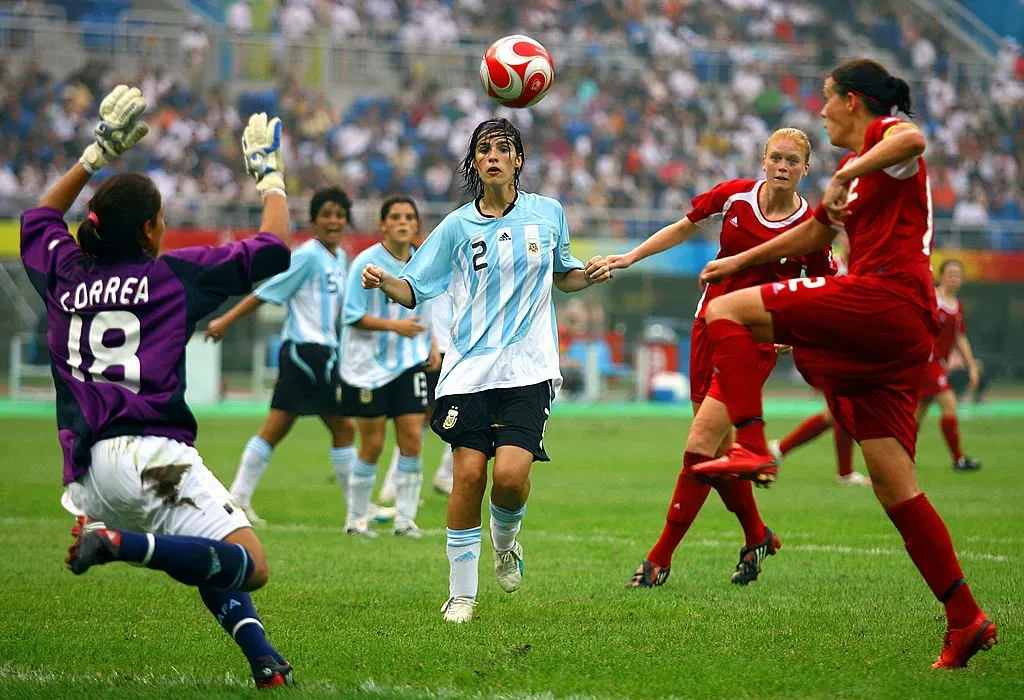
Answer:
[{"left": 242, "top": 112, "right": 289, "bottom": 243}]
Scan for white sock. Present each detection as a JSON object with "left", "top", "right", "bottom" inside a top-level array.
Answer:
[
  {"left": 331, "top": 445, "right": 356, "bottom": 504},
  {"left": 489, "top": 502, "right": 526, "bottom": 553},
  {"left": 347, "top": 458, "right": 377, "bottom": 525},
  {"left": 447, "top": 526, "right": 482, "bottom": 598},
  {"left": 229, "top": 436, "right": 272, "bottom": 505},
  {"left": 436, "top": 444, "right": 453, "bottom": 479},
  {"left": 382, "top": 445, "right": 400, "bottom": 494},
  {"left": 394, "top": 454, "right": 423, "bottom": 528}
]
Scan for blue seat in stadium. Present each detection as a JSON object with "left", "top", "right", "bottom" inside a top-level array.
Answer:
[{"left": 238, "top": 91, "right": 279, "bottom": 118}]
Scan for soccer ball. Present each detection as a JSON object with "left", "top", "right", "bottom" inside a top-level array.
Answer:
[{"left": 479, "top": 35, "right": 554, "bottom": 109}]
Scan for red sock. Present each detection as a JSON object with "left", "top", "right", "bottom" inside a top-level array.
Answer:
[
  {"left": 779, "top": 413, "right": 831, "bottom": 454},
  {"left": 886, "top": 493, "right": 981, "bottom": 629},
  {"left": 647, "top": 452, "right": 713, "bottom": 569},
  {"left": 940, "top": 416, "right": 964, "bottom": 462},
  {"left": 706, "top": 319, "right": 767, "bottom": 453},
  {"left": 834, "top": 425, "right": 854, "bottom": 477},
  {"left": 714, "top": 479, "right": 767, "bottom": 546}
]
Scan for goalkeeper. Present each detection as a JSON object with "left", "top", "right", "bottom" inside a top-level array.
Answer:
[{"left": 24, "top": 86, "right": 296, "bottom": 688}]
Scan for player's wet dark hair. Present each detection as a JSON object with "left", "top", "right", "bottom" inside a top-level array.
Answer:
[
  {"left": 831, "top": 59, "right": 914, "bottom": 118},
  {"left": 379, "top": 194, "right": 419, "bottom": 222},
  {"left": 458, "top": 118, "right": 525, "bottom": 200},
  {"left": 939, "top": 258, "right": 963, "bottom": 275},
  {"left": 77, "top": 173, "right": 162, "bottom": 261},
  {"left": 309, "top": 186, "right": 352, "bottom": 225}
]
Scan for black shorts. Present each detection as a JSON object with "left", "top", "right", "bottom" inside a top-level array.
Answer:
[
  {"left": 341, "top": 365, "right": 429, "bottom": 418},
  {"left": 430, "top": 381, "right": 553, "bottom": 462},
  {"left": 426, "top": 354, "right": 444, "bottom": 407},
  {"left": 271, "top": 342, "right": 344, "bottom": 416}
]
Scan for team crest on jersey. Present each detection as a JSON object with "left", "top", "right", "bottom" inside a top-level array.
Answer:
[
  {"left": 360, "top": 389, "right": 373, "bottom": 404},
  {"left": 335, "top": 386, "right": 343, "bottom": 403},
  {"left": 526, "top": 230, "right": 541, "bottom": 257},
  {"left": 443, "top": 405, "right": 459, "bottom": 430}
]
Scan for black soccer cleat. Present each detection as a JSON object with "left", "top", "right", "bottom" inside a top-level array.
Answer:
[
  {"left": 625, "top": 559, "right": 670, "bottom": 588},
  {"left": 953, "top": 456, "right": 981, "bottom": 472},
  {"left": 65, "top": 517, "right": 119, "bottom": 575},
  {"left": 252, "top": 658, "right": 293, "bottom": 689},
  {"left": 731, "top": 527, "right": 781, "bottom": 585}
]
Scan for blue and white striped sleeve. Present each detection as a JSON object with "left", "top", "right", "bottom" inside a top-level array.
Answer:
[
  {"left": 342, "top": 252, "right": 372, "bottom": 325},
  {"left": 254, "top": 246, "right": 313, "bottom": 305},
  {"left": 553, "top": 202, "right": 584, "bottom": 273},
  {"left": 399, "top": 216, "right": 457, "bottom": 304}
]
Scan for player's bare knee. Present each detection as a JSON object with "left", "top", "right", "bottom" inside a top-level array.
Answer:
[
  {"left": 705, "top": 297, "right": 731, "bottom": 323},
  {"left": 243, "top": 558, "right": 270, "bottom": 591}
]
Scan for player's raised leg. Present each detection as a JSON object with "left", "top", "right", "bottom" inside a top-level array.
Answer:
[
  {"left": 229, "top": 409, "right": 297, "bottom": 524},
  {"left": 443, "top": 447, "right": 489, "bottom": 623},
  {"left": 861, "top": 437, "right": 996, "bottom": 668},
  {"left": 392, "top": 413, "right": 425, "bottom": 537}
]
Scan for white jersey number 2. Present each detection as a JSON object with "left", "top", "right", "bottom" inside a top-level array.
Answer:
[{"left": 66, "top": 310, "right": 142, "bottom": 393}]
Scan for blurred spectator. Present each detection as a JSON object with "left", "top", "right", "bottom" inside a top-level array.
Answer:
[
  {"left": 227, "top": 0, "right": 254, "bottom": 79},
  {"left": 181, "top": 16, "right": 211, "bottom": 90}
]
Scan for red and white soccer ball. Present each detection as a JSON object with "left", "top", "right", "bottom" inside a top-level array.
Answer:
[{"left": 479, "top": 35, "right": 555, "bottom": 109}]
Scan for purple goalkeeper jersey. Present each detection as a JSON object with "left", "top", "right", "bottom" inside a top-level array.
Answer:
[{"left": 20, "top": 206, "right": 290, "bottom": 484}]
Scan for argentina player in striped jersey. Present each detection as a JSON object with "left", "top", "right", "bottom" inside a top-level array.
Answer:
[
  {"left": 341, "top": 195, "right": 434, "bottom": 538},
  {"left": 29, "top": 92, "right": 293, "bottom": 687},
  {"left": 362, "top": 119, "right": 612, "bottom": 622},
  {"left": 206, "top": 188, "right": 374, "bottom": 527}
]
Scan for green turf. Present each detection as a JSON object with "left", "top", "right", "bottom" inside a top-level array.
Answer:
[{"left": 0, "top": 413, "right": 1020, "bottom": 698}]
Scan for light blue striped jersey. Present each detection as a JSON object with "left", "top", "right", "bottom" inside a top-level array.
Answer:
[
  {"left": 255, "top": 238, "right": 346, "bottom": 348},
  {"left": 399, "top": 191, "right": 583, "bottom": 398},
  {"left": 342, "top": 242, "right": 430, "bottom": 389}
]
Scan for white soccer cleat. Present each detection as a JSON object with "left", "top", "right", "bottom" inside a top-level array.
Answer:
[
  {"left": 394, "top": 521, "right": 423, "bottom": 538},
  {"left": 345, "top": 520, "right": 378, "bottom": 538},
  {"left": 433, "top": 471, "right": 453, "bottom": 496},
  {"left": 836, "top": 471, "right": 872, "bottom": 486},
  {"left": 240, "top": 502, "right": 266, "bottom": 526},
  {"left": 441, "top": 595, "right": 477, "bottom": 623},
  {"left": 368, "top": 502, "right": 396, "bottom": 523},
  {"left": 494, "top": 540, "right": 524, "bottom": 593},
  {"left": 767, "top": 439, "right": 784, "bottom": 466}
]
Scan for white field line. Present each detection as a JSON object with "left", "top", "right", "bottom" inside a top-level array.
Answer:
[
  {"left": 1, "top": 516, "right": 1011, "bottom": 563},
  {"left": 0, "top": 664, "right": 601, "bottom": 699}
]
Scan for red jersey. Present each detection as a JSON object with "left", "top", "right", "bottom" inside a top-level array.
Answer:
[
  {"left": 933, "top": 294, "right": 965, "bottom": 361},
  {"left": 813, "top": 116, "right": 937, "bottom": 321},
  {"left": 689, "top": 178, "right": 834, "bottom": 318}
]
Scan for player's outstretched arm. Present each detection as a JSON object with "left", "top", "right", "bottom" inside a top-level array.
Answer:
[
  {"left": 39, "top": 85, "right": 149, "bottom": 213},
  {"left": 242, "top": 112, "right": 289, "bottom": 242},
  {"left": 557, "top": 256, "right": 612, "bottom": 293},
  {"left": 604, "top": 217, "right": 701, "bottom": 271},
  {"left": 353, "top": 314, "right": 426, "bottom": 338},
  {"left": 205, "top": 293, "right": 264, "bottom": 342},
  {"left": 699, "top": 217, "right": 836, "bottom": 288},
  {"left": 362, "top": 264, "right": 416, "bottom": 308}
]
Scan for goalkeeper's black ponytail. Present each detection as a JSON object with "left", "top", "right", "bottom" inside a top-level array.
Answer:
[{"left": 77, "top": 174, "right": 162, "bottom": 261}]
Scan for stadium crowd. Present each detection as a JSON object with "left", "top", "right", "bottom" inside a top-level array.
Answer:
[{"left": 1, "top": 0, "right": 1022, "bottom": 246}]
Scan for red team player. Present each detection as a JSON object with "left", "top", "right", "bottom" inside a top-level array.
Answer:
[
  {"left": 694, "top": 60, "right": 996, "bottom": 668},
  {"left": 917, "top": 259, "right": 981, "bottom": 471},
  {"left": 601, "top": 128, "right": 834, "bottom": 588}
]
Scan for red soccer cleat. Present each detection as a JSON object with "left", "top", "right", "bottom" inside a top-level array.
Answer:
[
  {"left": 691, "top": 444, "right": 778, "bottom": 486},
  {"left": 932, "top": 612, "right": 997, "bottom": 669}
]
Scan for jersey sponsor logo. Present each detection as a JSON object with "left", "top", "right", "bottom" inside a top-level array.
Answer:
[
  {"left": 729, "top": 216, "right": 739, "bottom": 226},
  {"left": 443, "top": 405, "right": 459, "bottom": 430},
  {"left": 498, "top": 231, "right": 512, "bottom": 242},
  {"left": 359, "top": 389, "right": 373, "bottom": 404}
]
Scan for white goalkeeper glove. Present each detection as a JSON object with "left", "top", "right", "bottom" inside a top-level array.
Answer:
[
  {"left": 242, "top": 112, "right": 286, "bottom": 197},
  {"left": 79, "top": 85, "right": 149, "bottom": 174}
]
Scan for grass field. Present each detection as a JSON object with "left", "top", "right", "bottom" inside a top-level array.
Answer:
[{"left": 0, "top": 409, "right": 1021, "bottom": 698}]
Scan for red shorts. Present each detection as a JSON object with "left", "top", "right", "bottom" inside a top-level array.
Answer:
[
  {"left": 919, "top": 358, "right": 950, "bottom": 398},
  {"left": 761, "top": 275, "right": 933, "bottom": 458},
  {"left": 690, "top": 317, "right": 777, "bottom": 405}
]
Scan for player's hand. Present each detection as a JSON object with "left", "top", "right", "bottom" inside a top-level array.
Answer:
[
  {"left": 242, "top": 112, "right": 286, "bottom": 197},
  {"left": 699, "top": 255, "right": 742, "bottom": 289},
  {"left": 968, "top": 364, "right": 980, "bottom": 390},
  {"left": 426, "top": 346, "right": 442, "bottom": 372},
  {"left": 605, "top": 252, "right": 636, "bottom": 271},
  {"left": 823, "top": 175, "right": 852, "bottom": 222},
  {"left": 362, "top": 264, "right": 387, "bottom": 289},
  {"left": 774, "top": 344, "right": 793, "bottom": 355},
  {"left": 584, "top": 256, "right": 612, "bottom": 284},
  {"left": 392, "top": 317, "right": 427, "bottom": 338},
  {"left": 205, "top": 316, "right": 230, "bottom": 343},
  {"left": 79, "top": 85, "right": 149, "bottom": 174}
]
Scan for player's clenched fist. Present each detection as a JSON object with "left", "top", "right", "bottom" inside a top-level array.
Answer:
[
  {"left": 699, "top": 255, "right": 742, "bottom": 289},
  {"left": 584, "top": 256, "right": 612, "bottom": 284},
  {"left": 362, "top": 264, "right": 386, "bottom": 289}
]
